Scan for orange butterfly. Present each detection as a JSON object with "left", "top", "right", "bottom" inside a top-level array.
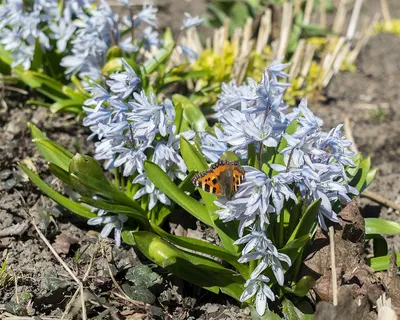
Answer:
[{"left": 192, "top": 160, "right": 245, "bottom": 199}]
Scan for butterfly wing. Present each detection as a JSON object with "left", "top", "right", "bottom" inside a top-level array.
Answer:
[{"left": 191, "top": 168, "right": 222, "bottom": 196}]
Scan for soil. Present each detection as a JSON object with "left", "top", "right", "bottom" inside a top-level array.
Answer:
[{"left": 1, "top": 0, "right": 400, "bottom": 319}]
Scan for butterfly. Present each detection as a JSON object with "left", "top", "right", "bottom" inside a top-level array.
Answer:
[{"left": 191, "top": 159, "right": 245, "bottom": 200}]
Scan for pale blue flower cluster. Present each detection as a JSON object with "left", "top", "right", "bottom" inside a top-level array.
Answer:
[
  {"left": 0, "top": 0, "right": 60, "bottom": 69},
  {"left": 83, "top": 59, "right": 189, "bottom": 245},
  {"left": 0, "top": 0, "right": 162, "bottom": 80},
  {"left": 210, "top": 59, "right": 357, "bottom": 315},
  {"left": 60, "top": 3, "right": 156, "bottom": 80}
]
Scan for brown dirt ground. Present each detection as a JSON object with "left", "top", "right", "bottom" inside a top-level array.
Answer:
[{"left": 1, "top": 0, "right": 400, "bottom": 319}]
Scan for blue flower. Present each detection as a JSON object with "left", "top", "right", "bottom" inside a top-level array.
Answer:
[
  {"left": 88, "top": 213, "right": 128, "bottom": 247},
  {"left": 181, "top": 12, "right": 205, "bottom": 30},
  {"left": 134, "top": 5, "right": 158, "bottom": 28},
  {"left": 240, "top": 275, "right": 275, "bottom": 316},
  {"left": 48, "top": 18, "right": 76, "bottom": 53},
  {"left": 106, "top": 59, "right": 141, "bottom": 99},
  {"left": 200, "top": 128, "right": 228, "bottom": 162}
]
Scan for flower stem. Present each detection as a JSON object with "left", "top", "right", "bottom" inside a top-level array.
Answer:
[
  {"left": 286, "top": 147, "right": 295, "bottom": 172},
  {"left": 278, "top": 211, "right": 284, "bottom": 248},
  {"left": 114, "top": 166, "right": 120, "bottom": 189}
]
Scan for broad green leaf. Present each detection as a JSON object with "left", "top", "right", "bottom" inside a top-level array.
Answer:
[
  {"left": 140, "top": 42, "right": 174, "bottom": 76},
  {"left": 80, "top": 196, "right": 148, "bottom": 226},
  {"left": 163, "top": 69, "right": 208, "bottom": 85},
  {"left": 247, "top": 143, "right": 258, "bottom": 168},
  {"left": 372, "top": 235, "right": 388, "bottom": 257},
  {"left": 369, "top": 253, "right": 400, "bottom": 271},
  {"left": 365, "top": 218, "right": 400, "bottom": 235},
  {"left": 121, "top": 230, "right": 136, "bottom": 245},
  {"left": 178, "top": 171, "right": 196, "bottom": 194},
  {"left": 106, "top": 45, "right": 123, "bottom": 61},
  {"left": 49, "top": 163, "right": 71, "bottom": 185},
  {"left": 349, "top": 157, "right": 370, "bottom": 192},
  {"left": 31, "top": 38, "right": 43, "bottom": 71},
  {"left": 50, "top": 99, "right": 84, "bottom": 114},
  {"left": 284, "top": 276, "right": 315, "bottom": 297},
  {"left": 362, "top": 167, "right": 377, "bottom": 192},
  {"left": 280, "top": 234, "right": 310, "bottom": 265},
  {"left": 69, "top": 155, "right": 144, "bottom": 213},
  {"left": 249, "top": 308, "right": 282, "bottom": 320},
  {"left": 33, "top": 139, "right": 73, "bottom": 172},
  {"left": 29, "top": 122, "right": 48, "bottom": 140},
  {"left": 287, "top": 199, "right": 321, "bottom": 244},
  {"left": 220, "top": 151, "right": 241, "bottom": 162},
  {"left": 133, "top": 231, "right": 244, "bottom": 300},
  {"left": 14, "top": 69, "right": 41, "bottom": 88},
  {"left": 20, "top": 163, "right": 96, "bottom": 220},
  {"left": 172, "top": 94, "right": 208, "bottom": 132},
  {"left": 149, "top": 221, "right": 246, "bottom": 275},
  {"left": 144, "top": 161, "right": 212, "bottom": 226},
  {"left": 179, "top": 136, "right": 208, "bottom": 172},
  {"left": 282, "top": 298, "right": 305, "bottom": 320}
]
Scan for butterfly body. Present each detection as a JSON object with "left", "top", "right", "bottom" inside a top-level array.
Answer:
[{"left": 192, "top": 160, "right": 245, "bottom": 199}]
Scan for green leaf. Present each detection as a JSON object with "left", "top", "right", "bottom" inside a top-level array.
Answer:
[
  {"left": 33, "top": 139, "right": 74, "bottom": 172},
  {"left": 69, "top": 155, "right": 144, "bottom": 213},
  {"left": 49, "top": 163, "right": 71, "bottom": 185},
  {"left": 144, "top": 161, "right": 212, "bottom": 226},
  {"left": 106, "top": 45, "right": 123, "bottom": 61},
  {"left": 180, "top": 136, "right": 208, "bottom": 172},
  {"left": 281, "top": 298, "right": 309, "bottom": 320},
  {"left": 369, "top": 253, "right": 400, "bottom": 271},
  {"left": 287, "top": 199, "right": 321, "bottom": 244},
  {"left": 365, "top": 218, "right": 400, "bottom": 235},
  {"left": 280, "top": 235, "right": 310, "bottom": 265},
  {"left": 362, "top": 167, "right": 377, "bottom": 192},
  {"left": 172, "top": 94, "right": 208, "bottom": 131},
  {"left": 29, "top": 122, "right": 48, "bottom": 140},
  {"left": 140, "top": 42, "right": 174, "bottom": 76},
  {"left": 149, "top": 221, "right": 246, "bottom": 275},
  {"left": 247, "top": 143, "right": 258, "bottom": 168},
  {"left": 20, "top": 163, "right": 96, "bottom": 220},
  {"left": 121, "top": 230, "right": 136, "bottom": 245},
  {"left": 30, "top": 38, "right": 43, "bottom": 71},
  {"left": 50, "top": 99, "right": 84, "bottom": 114},
  {"left": 372, "top": 234, "right": 388, "bottom": 257},
  {"left": 284, "top": 276, "right": 316, "bottom": 297},
  {"left": 349, "top": 157, "right": 371, "bottom": 192},
  {"left": 80, "top": 196, "right": 149, "bottom": 226},
  {"left": 133, "top": 231, "right": 244, "bottom": 300}
]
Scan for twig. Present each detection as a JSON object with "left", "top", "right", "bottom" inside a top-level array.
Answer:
[
  {"left": 276, "top": 2, "right": 293, "bottom": 58},
  {"left": 333, "top": 0, "right": 348, "bottom": 34},
  {"left": 61, "top": 287, "right": 80, "bottom": 320},
  {"left": 31, "top": 220, "right": 87, "bottom": 320},
  {"left": 255, "top": 9, "right": 272, "bottom": 54},
  {"left": 380, "top": 0, "right": 392, "bottom": 22},
  {"left": 361, "top": 190, "right": 400, "bottom": 213},
  {"left": 303, "top": 0, "right": 313, "bottom": 25},
  {"left": 347, "top": 13, "right": 380, "bottom": 65},
  {"left": 61, "top": 245, "right": 96, "bottom": 319},
  {"left": 346, "top": 0, "right": 364, "bottom": 40},
  {"left": 343, "top": 117, "right": 359, "bottom": 154},
  {"left": 319, "top": 0, "right": 326, "bottom": 28},
  {"left": 329, "top": 226, "right": 338, "bottom": 306},
  {"left": 99, "top": 240, "right": 147, "bottom": 309}
]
